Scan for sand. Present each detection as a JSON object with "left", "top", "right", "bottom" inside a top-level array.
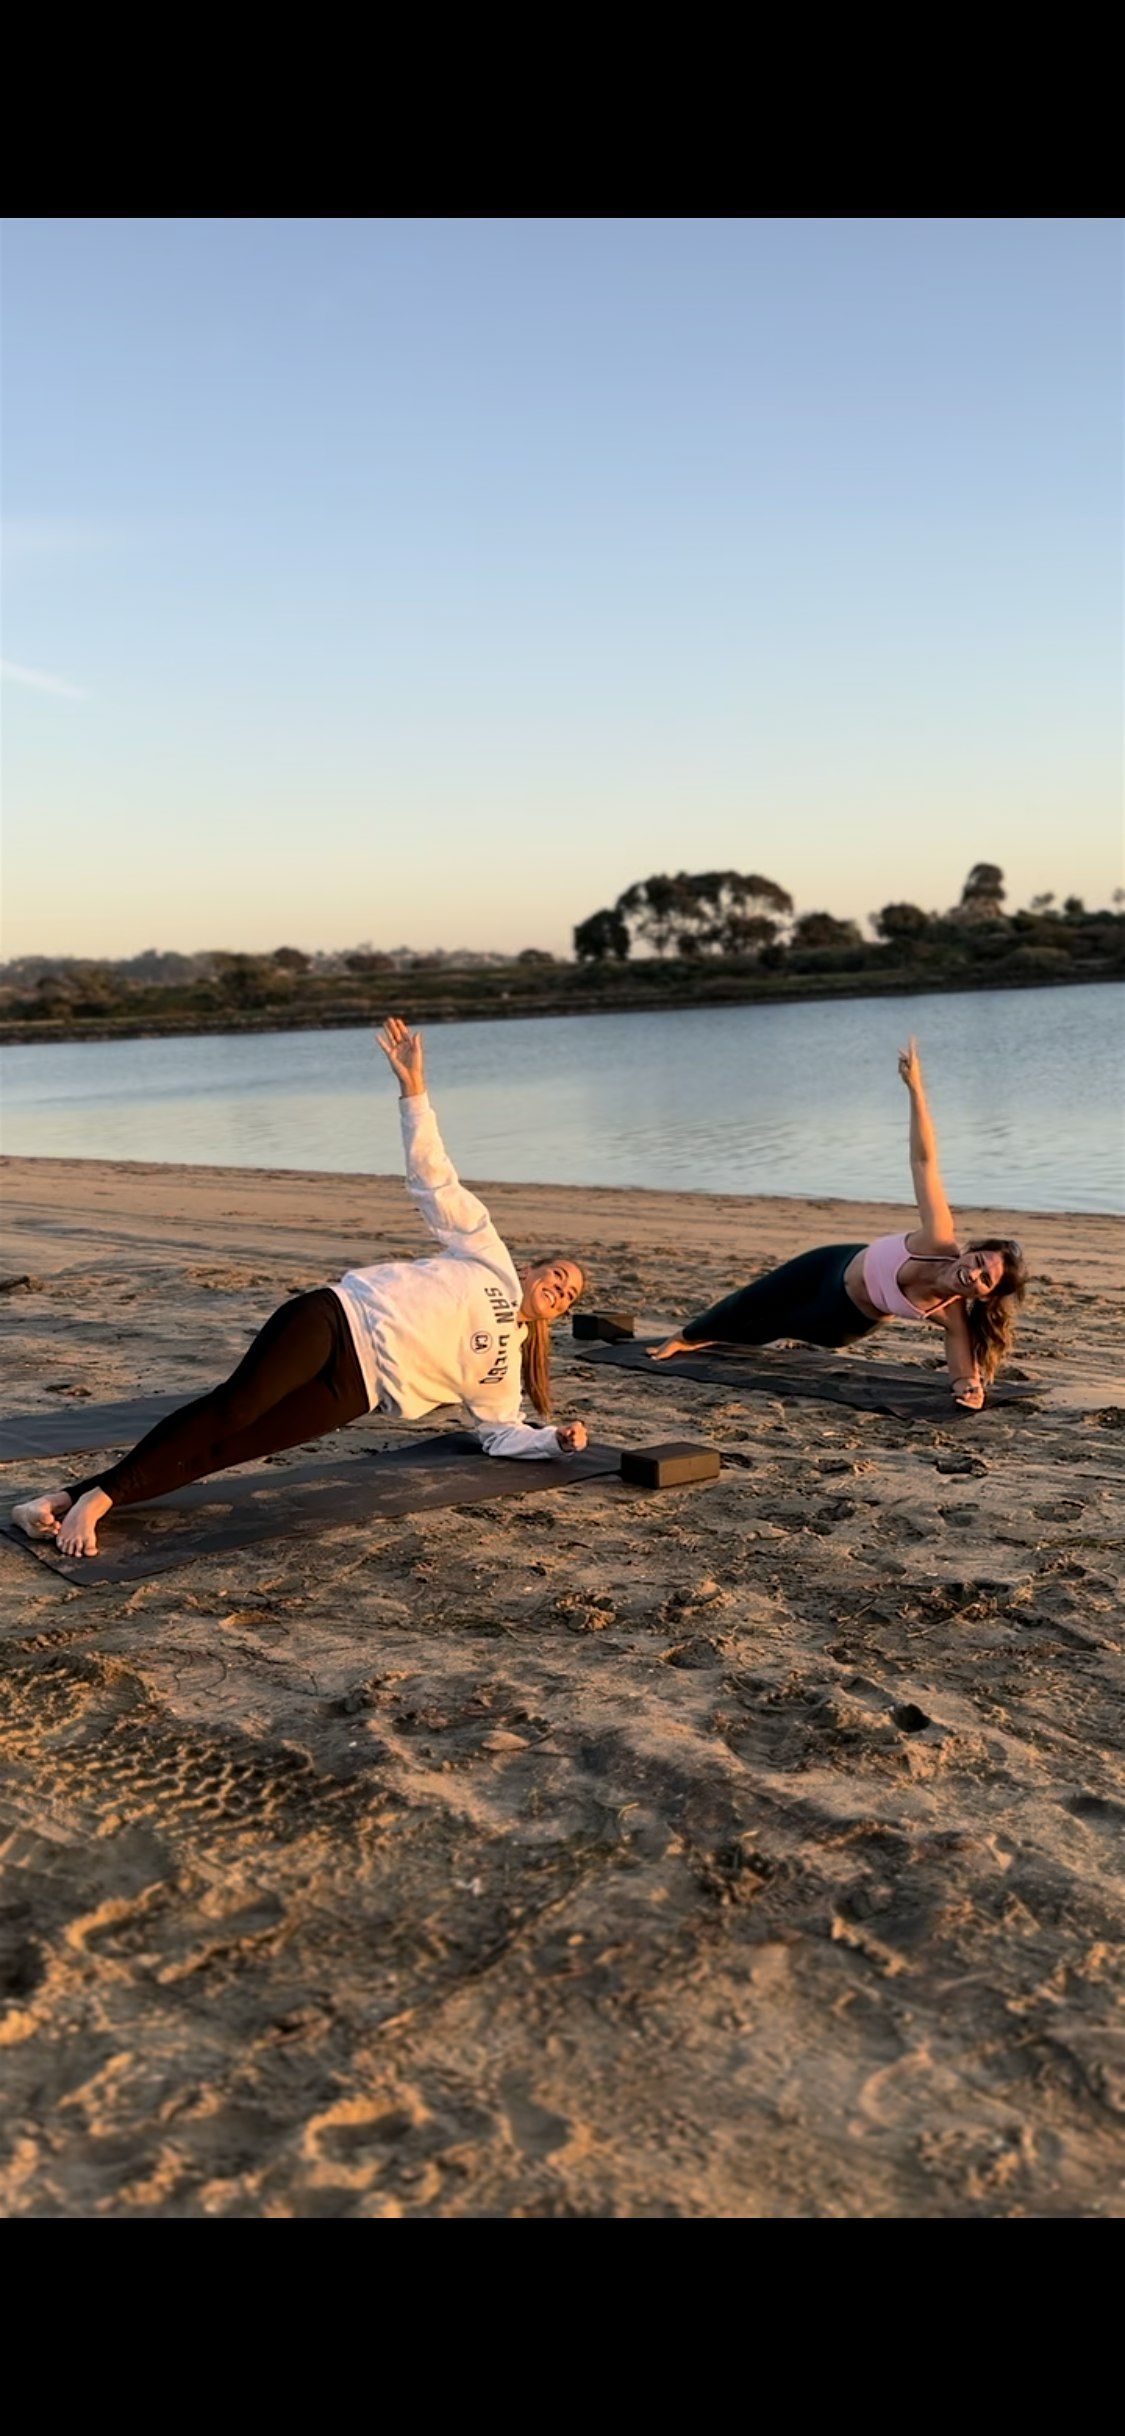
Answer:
[{"left": 1, "top": 1153, "right": 1122, "bottom": 2218}]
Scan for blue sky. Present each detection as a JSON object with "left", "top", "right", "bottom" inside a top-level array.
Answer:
[{"left": 2, "top": 216, "right": 1121, "bottom": 960}]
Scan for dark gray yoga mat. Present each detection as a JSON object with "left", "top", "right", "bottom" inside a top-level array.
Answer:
[
  {"left": 1, "top": 1433, "right": 622, "bottom": 1585},
  {"left": 0, "top": 1396, "right": 410, "bottom": 1464},
  {"left": 575, "top": 1338, "right": 1040, "bottom": 1421},
  {"left": 0, "top": 1396, "right": 189, "bottom": 1462}
]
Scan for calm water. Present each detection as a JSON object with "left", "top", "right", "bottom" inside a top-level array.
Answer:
[{"left": 2, "top": 985, "right": 1122, "bottom": 1214}]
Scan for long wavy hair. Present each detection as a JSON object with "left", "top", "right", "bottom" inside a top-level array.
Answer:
[
  {"left": 964, "top": 1237, "right": 1029, "bottom": 1382},
  {"left": 520, "top": 1258, "right": 586, "bottom": 1415}
]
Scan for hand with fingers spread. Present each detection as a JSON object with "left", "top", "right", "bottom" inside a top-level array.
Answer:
[{"left": 377, "top": 1015, "right": 426, "bottom": 1098}]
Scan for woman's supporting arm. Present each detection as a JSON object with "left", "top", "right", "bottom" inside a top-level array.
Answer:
[
  {"left": 469, "top": 1406, "right": 563, "bottom": 1459},
  {"left": 898, "top": 1037, "right": 957, "bottom": 1250},
  {"left": 938, "top": 1305, "right": 984, "bottom": 1408}
]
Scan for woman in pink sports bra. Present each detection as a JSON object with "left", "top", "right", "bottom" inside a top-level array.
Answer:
[{"left": 652, "top": 1037, "right": 1028, "bottom": 1409}]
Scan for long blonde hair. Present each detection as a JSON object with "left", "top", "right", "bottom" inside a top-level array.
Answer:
[
  {"left": 520, "top": 1257, "right": 586, "bottom": 1415},
  {"left": 964, "top": 1238, "right": 1029, "bottom": 1383}
]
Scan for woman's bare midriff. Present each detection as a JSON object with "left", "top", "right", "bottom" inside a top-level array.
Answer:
[{"left": 843, "top": 1247, "right": 883, "bottom": 1321}]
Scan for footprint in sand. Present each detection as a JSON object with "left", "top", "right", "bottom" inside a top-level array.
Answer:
[{"left": 1063, "top": 1792, "right": 1125, "bottom": 1832}]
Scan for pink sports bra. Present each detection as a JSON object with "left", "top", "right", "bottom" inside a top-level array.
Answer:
[{"left": 863, "top": 1232, "right": 957, "bottom": 1321}]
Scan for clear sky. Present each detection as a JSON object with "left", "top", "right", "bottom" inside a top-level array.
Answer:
[{"left": 2, "top": 216, "right": 1121, "bottom": 961}]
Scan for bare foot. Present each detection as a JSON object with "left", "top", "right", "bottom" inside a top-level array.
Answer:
[
  {"left": 649, "top": 1335, "right": 710, "bottom": 1360},
  {"left": 11, "top": 1491, "right": 72, "bottom": 1541},
  {"left": 57, "top": 1487, "right": 113, "bottom": 1558}
]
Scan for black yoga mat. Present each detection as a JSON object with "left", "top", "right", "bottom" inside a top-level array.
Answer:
[
  {"left": 0, "top": 1397, "right": 420, "bottom": 1464},
  {"left": 1, "top": 1433, "right": 622, "bottom": 1586},
  {"left": 0, "top": 1396, "right": 190, "bottom": 1462},
  {"left": 574, "top": 1338, "right": 1040, "bottom": 1422}
]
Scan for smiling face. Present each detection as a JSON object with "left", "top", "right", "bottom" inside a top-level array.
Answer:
[
  {"left": 519, "top": 1257, "right": 585, "bottom": 1324},
  {"left": 937, "top": 1247, "right": 1008, "bottom": 1300}
]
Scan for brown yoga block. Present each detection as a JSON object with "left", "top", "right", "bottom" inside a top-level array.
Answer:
[
  {"left": 620, "top": 1441, "right": 721, "bottom": 1489},
  {"left": 572, "top": 1311, "right": 636, "bottom": 1342}
]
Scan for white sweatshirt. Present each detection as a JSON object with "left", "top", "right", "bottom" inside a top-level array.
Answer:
[{"left": 331, "top": 1092, "right": 562, "bottom": 1460}]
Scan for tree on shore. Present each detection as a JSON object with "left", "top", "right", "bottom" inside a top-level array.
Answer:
[
  {"left": 688, "top": 871, "right": 794, "bottom": 955},
  {"left": 576, "top": 870, "right": 793, "bottom": 960},
  {"left": 791, "top": 912, "right": 862, "bottom": 951},
  {"left": 872, "top": 902, "right": 935, "bottom": 955},
  {"left": 574, "top": 907, "right": 631, "bottom": 962},
  {"left": 614, "top": 874, "right": 689, "bottom": 956},
  {"left": 957, "top": 863, "right": 1007, "bottom": 922}
]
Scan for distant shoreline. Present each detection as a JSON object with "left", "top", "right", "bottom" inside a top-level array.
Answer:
[{"left": 1, "top": 962, "right": 1119, "bottom": 1049}]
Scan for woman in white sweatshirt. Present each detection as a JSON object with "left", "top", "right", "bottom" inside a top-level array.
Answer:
[{"left": 13, "top": 1019, "right": 588, "bottom": 1559}]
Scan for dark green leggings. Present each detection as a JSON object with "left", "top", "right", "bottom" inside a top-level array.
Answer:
[{"left": 684, "top": 1243, "right": 882, "bottom": 1350}]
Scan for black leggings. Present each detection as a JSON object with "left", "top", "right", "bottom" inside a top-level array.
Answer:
[
  {"left": 683, "top": 1243, "right": 882, "bottom": 1351},
  {"left": 70, "top": 1289, "right": 369, "bottom": 1509}
]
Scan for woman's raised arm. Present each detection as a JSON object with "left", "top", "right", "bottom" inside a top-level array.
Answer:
[
  {"left": 898, "top": 1037, "right": 957, "bottom": 1251},
  {"left": 375, "top": 1015, "right": 504, "bottom": 1259}
]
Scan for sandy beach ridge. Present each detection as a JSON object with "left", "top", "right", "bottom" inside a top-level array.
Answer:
[{"left": 1, "top": 1155, "right": 1122, "bottom": 2216}]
